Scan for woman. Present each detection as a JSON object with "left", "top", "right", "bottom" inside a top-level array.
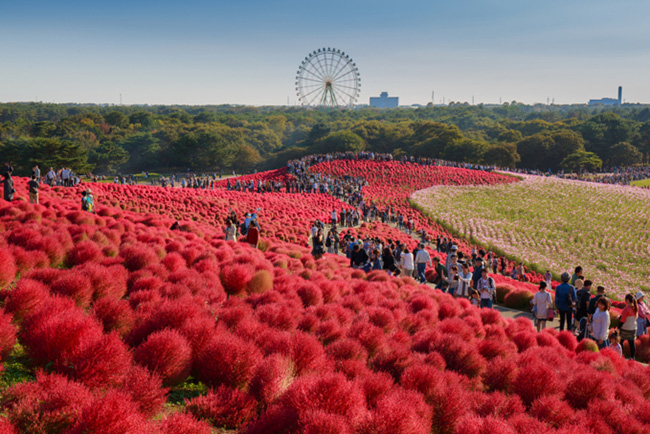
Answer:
[
  {"left": 311, "top": 228, "right": 324, "bottom": 260},
  {"left": 370, "top": 248, "right": 382, "bottom": 270},
  {"left": 456, "top": 263, "right": 473, "bottom": 299},
  {"left": 445, "top": 265, "right": 460, "bottom": 297},
  {"left": 531, "top": 281, "right": 553, "bottom": 331},
  {"left": 0, "top": 173, "right": 15, "bottom": 202},
  {"left": 400, "top": 247, "right": 414, "bottom": 278},
  {"left": 619, "top": 294, "right": 639, "bottom": 360},
  {"left": 635, "top": 292, "right": 649, "bottom": 337},
  {"left": 246, "top": 219, "right": 260, "bottom": 249},
  {"left": 591, "top": 297, "right": 611, "bottom": 349},
  {"left": 224, "top": 218, "right": 237, "bottom": 242},
  {"left": 382, "top": 246, "right": 395, "bottom": 273}
]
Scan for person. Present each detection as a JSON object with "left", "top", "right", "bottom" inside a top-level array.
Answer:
[
  {"left": 414, "top": 243, "right": 432, "bottom": 284},
  {"left": 325, "top": 228, "right": 339, "bottom": 254},
  {"left": 575, "top": 280, "right": 592, "bottom": 324},
  {"left": 432, "top": 257, "right": 448, "bottom": 291},
  {"left": 476, "top": 268, "right": 495, "bottom": 308},
  {"left": 635, "top": 292, "right": 649, "bottom": 337},
  {"left": 350, "top": 244, "right": 369, "bottom": 270},
  {"left": 590, "top": 297, "right": 611, "bottom": 349},
  {"left": 609, "top": 330, "right": 623, "bottom": 357},
  {"left": 400, "top": 247, "right": 414, "bottom": 278},
  {"left": 81, "top": 189, "right": 95, "bottom": 213},
  {"left": 445, "top": 245, "right": 458, "bottom": 269},
  {"left": 531, "top": 281, "right": 553, "bottom": 331},
  {"left": 46, "top": 167, "right": 55, "bottom": 185},
  {"left": 544, "top": 270, "right": 552, "bottom": 288},
  {"left": 32, "top": 165, "right": 40, "bottom": 182},
  {"left": 331, "top": 209, "right": 337, "bottom": 226},
  {"left": 370, "top": 248, "right": 382, "bottom": 270},
  {"left": 27, "top": 175, "right": 39, "bottom": 204},
  {"left": 571, "top": 266, "right": 584, "bottom": 286},
  {"left": 588, "top": 286, "right": 608, "bottom": 321},
  {"left": 0, "top": 173, "right": 14, "bottom": 202},
  {"left": 619, "top": 294, "right": 638, "bottom": 360},
  {"left": 471, "top": 258, "right": 483, "bottom": 289},
  {"left": 246, "top": 219, "right": 260, "bottom": 249},
  {"left": 382, "top": 246, "right": 395, "bottom": 273},
  {"left": 224, "top": 218, "right": 237, "bottom": 242},
  {"left": 555, "top": 272, "right": 576, "bottom": 332},
  {"left": 469, "top": 289, "right": 480, "bottom": 307},
  {"left": 456, "top": 263, "right": 473, "bottom": 299},
  {"left": 445, "top": 265, "right": 460, "bottom": 297}
]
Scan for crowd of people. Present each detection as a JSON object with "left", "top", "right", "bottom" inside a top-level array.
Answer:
[{"left": 558, "top": 166, "right": 650, "bottom": 186}]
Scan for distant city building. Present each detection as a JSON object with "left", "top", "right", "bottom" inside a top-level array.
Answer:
[
  {"left": 589, "top": 86, "right": 622, "bottom": 106},
  {"left": 369, "top": 92, "right": 399, "bottom": 108}
]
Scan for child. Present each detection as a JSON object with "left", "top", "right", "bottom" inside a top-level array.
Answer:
[
  {"left": 470, "top": 289, "right": 480, "bottom": 307},
  {"left": 609, "top": 330, "right": 622, "bottom": 357}
]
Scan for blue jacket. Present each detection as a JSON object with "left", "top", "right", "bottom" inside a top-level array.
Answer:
[{"left": 555, "top": 283, "right": 576, "bottom": 311}]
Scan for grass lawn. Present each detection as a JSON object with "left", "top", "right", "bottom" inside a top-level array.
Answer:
[{"left": 631, "top": 178, "right": 650, "bottom": 187}]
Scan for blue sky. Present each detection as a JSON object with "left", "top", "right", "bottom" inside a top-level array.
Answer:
[{"left": 1, "top": 0, "right": 649, "bottom": 105}]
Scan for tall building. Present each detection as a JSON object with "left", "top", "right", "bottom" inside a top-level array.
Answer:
[
  {"left": 588, "top": 86, "right": 622, "bottom": 106},
  {"left": 369, "top": 92, "right": 399, "bottom": 108}
]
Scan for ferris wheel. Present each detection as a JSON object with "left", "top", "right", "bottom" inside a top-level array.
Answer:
[{"left": 295, "top": 48, "right": 361, "bottom": 108}]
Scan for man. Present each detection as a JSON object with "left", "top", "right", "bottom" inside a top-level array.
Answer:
[
  {"left": 587, "top": 286, "right": 608, "bottom": 322},
  {"left": 471, "top": 258, "right": 484, "bottom": 289},
  {"left": 350, "top": 244, "right": 369, "bottom": 270},
  {"left": 432, "top": 257, "right": 448, "bottom": 290},
  {"left": 476, "top": 268, "right": 496, "bottom": 308},
  {"left": 3, "top": 162, "right": 13, "bottom": 177},
  {"left": 414, "top": 243, "right": 432, "bottom": 284},
  {"left": 555, "top": 272, "right": 576, "bottom": 331},
  {"left": 575, "top": 279, "right": 593, "bottom": 324},
  {"left": 32, "top": 165, "right": 41, "bottom": 183},
  {"left": 81, "top": 189, "right": 95, "bottom": 213},
  {"left": 571, "top": 266, "right": 584, "bottom": 286},
  {"left": 331, "top": 209, "right": 337, "bottom": 227},
  {"left": 46, "top": 167, "right": 55, "bottom": 186},
  {"left": 446, "top": 245, "right": 458, "bottom": 268},
  {"left": 28, "top": 175, "right": 39, "bottom": 204}
]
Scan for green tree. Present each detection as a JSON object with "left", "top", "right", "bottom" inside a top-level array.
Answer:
[
  {"left": 314, "top": 130, "right": 365, "bottom": 153},
  {"left": 607, "top": 142, "right": 643, "bottom": 167},
  {"left": 119, "top": 133, "right": 161, "bottom": 171},
  {"left": 89, "top": 142, "right": 129, "bottom": 173},
  {"left": 409, "top": 121, "right": 463, "bottom": 158},
  {"left": 104, "top": 111, "right": 129, "bottom": 128},
  {"left": 232, "top": 144, "right": 262, "bottom": 173},
  {"left": 482, "top": 143, "right": 520, "bottom": 168},
  {"left": 560, "top": 151, "right": 603, "bottom": 172}
]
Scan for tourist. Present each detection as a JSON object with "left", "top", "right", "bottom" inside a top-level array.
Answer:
[
  {"left": 370, "top": 248, "right": 382, "bottom": 270},
  {"left": 27, "top": 175, "right": 39, "bottom": 204},
  {"left": 81, "top": 189, "right": 95, "bottom": 213},
  {"left": 246, "top": 219, "right": 260, "bottom": 249},
  {"left": 587, "top": 286, "right": 608, "bottom": 321},
  {"left": 445, "top": 265, "right": 459, "bottom": 297},
  {"left": 0, "top": 173, "right": 14, "bottom": 202},
  {"left": 456, "top": 263, "right": 473, "bottom": 299},
  {"left": 609, "top": 330, "right": 623, "bottom": 357},
  {"left": 575, "top": 279, "right": 592, "bottom": 325},
  {"left": 400, "top": 247, "right": 414, "bottom": 278},
  {"left": 555, "top": 272, "right": 576, "bottom": 331},
  {"left": 590, "top": 297, "right": 611, "bottom": 349},
  {"left": 311, "top": 227, "right": 324, "bottom": 259},
  {"left": 471, "top": 258, "right": 483, "bottom": 288},
  {"left": 571, "top": 266, "right": 584, "bottom": 286},
  {"left": 531, "top": 281, "right": 553, "bottom": 332},
  {"left": 470, "top": 289, "right": 480, "bottom": 307},
  {"left": 224, "top": 218, "right": 237, "bottom": 242},
  {"left": 618, "top": 294, "right": 639, "bottom": 360},
  {"left": 635, "top": 292, "right": 649, "bottom": 336},
  {"left": 350, "top": 244, "right": 369, "bottom": 270},
  {"left": 432, "top": 257, "right": 448, "bottom": 291},
  {"left": 476, "top": 268, "right": 495, "bottom": 308},
  {"left": 325, "top": 228, "right": 340, "bottom": 254},
  {"left": 414, "top": 243, "right": 432, "bottom": 283},
  {"left": 381, "top": 246, "right": 395, "bottom": 273}
]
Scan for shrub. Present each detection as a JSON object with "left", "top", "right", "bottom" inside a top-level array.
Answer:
[
  {"left": 479, "top": 308, "right": 503, "bottom": 326},
  {"left": 71, "top": 332, "right": 132, "bottom": 390},
  {"left": 186, "top": 385, "right": 257, "bottom": 429},
  {"left": 0, "top": 309, "right": 16, "bottom": 361},
  {"left": 297, "top": 283, "right": 324, "bottom": 307},
  {"left": 557, "top": 330, "right": 578, "bottom": 352},
  {"left": 495, "top": 284, "right": 515, "bottom": 303},
  {"left": 64, "top": 241, "right": 102, "bottom": 267},
  {"left": 0, "top": 248, "right": 16, "bottom": 288},
  {"left": 473, "top": 391, "right": 525, "bottom": 419},
  {"left": 565, "top": 370, "right": 614, "bottom": 410},
  {"left": 512, "top": 331, "right": 538, "bottom": 352},
  {"left": 302, "top": 412, "right": 350, "bottom": 434},
  {"left": 512, "top": 358, "right": 563, "bottom": 406},
  {"left": 50, "top": 272, "right": 94, "bottom": 308},
  {"left": 158, "top": 413, "right": 211, "bottom": 434},
  {"left": 220, "top": 263, "right": 254, "bottom": 296},
  {"left": 120, "top": 366, "right": 168, "bottom": 419},
  {"left": 195, "top": 333, "right": 262, "bottom": 389},
  {"left": 4, "top": 279, "right": 50, "bottom": 322},
  {"left": 454, "top": 415, "right": 517, "bottom": 434},
  {"left": 134, "top": 329, "right": 192, "bottom": 387},
  {"left": 361, "top": 389, "right": 431, "bottom": 434},
  {"left": 503, "top": 290, "right": 533, "bottom": 311},
  {"left": 70, "top": 390, "right": 150, "bottom": 434},
  {"left": 80, "top": 263, "right": 128, "bottom": 300},
  {"left": 530, "top": 394, "right": 572, "bottom": 428},
  {"left": 91, "top": 298, "right": 135, "bottom": 337},
  {"left": 249, "top": 354, "right": 296, "bottom": 405},
  {"left": 576, "top": 338, "right": 599, "bottom": 353},
  {"left": 431, "top": 334, "right": 486, "bottom": 379},
  {"left": 248, "top": 270, "right": 273, "bottom": 294},
  {"left": 482, "top": 357, "right": 518, "bottom": 392},
  {"left": 121, "top": 244, "right": 160, "bottom": 272}
]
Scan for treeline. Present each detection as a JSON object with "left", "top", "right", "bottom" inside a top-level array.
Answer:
[{"left": 1, "top": 102, "right": 650, "bottom": 175}]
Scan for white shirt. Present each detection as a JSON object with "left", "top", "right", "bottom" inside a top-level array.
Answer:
[
  {"left": 532, "top": 291, "right": 552, "bottom": 319},
  {"left": 400, "top": 253, "right": 414, "bottom": 270},
  {"left": 415, "top": 249, "right": 431, "bottom": 265},
  {"left": 477, "top": 277, "right": 494, "bottom": 299}
]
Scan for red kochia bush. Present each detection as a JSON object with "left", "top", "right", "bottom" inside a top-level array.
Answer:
[
  {"left": 195, "top": 332, "right": 262, "bottom": 389},
  {"left": 71, "top": 332, "right": 132, "bottom": 390},
  {"left": 360, "top": 389, "right": 431, "bottom": 434},
  {"left": 0, "top": 248, "right": 16, "bottom": 288},
  {"left": 64, "top": 240, "right": 102, "bottom": 267},
  {"left": 565, "top": 370, "right": 615, "bottom": 410},
  {"left": 0, "top": 372, "right": 93, "bottom": 434},
  {"left": 576, "top": 338, "right": 599, "bottom": 353},
  {"left": 3, "top": 278, "right": 50, "bottom": 322},
  {"left": 0, "top": 309, "right": 16, "bottom": 361},
  {"left": 121, "top": 244, "right": 159, "bottom": 271},
  {"left": 530, "top": 394, "right": 573, "bottom": 429},
  {"left": 91, "top": 298, "right": 135, "bottom": 337},
  {"left": 220, "top": 263, "right": 254, "bottom": 296},
  {"left": 512, "top": 358, "right": 563, "bottom": 406},
  {"left": 50, "top": 272, "right": 94, "bottom": 308},
  {"left": 158, "top": 413, "right": 211, "bottom": 434},
  {"left": 134, "top": 329, "right": 192, "bottom": 387},
  {"left": 70, "top": 390, "right": 150, "bottom": 434},
  {"left": 185, "top": 385, "right": 257, "bottom": 429},
  {"left": 120, "top": 366, "right": 168, "bottom": 418},
  {"left": 249, "top": 354, "right": 296, "bottom": 405}
]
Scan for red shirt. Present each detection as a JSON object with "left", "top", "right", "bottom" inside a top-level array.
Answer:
[{"left": 246, "top": 227, "right": 259, "bottom": 246}]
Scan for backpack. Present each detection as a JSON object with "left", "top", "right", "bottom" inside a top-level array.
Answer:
[
  {"left": 240, "top": 223, "right": 248, "bottom": 236},
  {"left": 577, "top": 290, "right": 590, "bottom": 313}
]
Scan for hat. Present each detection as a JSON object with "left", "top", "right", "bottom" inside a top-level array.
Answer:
[
  {"left": 451, "top": 245, "right": 458, "bottom": 251},
  {"left": 560, "top": 272, "right": 570, "bottom": 283},
  {"left": 635, "top": 291, "right": 645, "bottom": 301},
  {"left": 85, "top": 188, "right": 92, "bottom": 193}
]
